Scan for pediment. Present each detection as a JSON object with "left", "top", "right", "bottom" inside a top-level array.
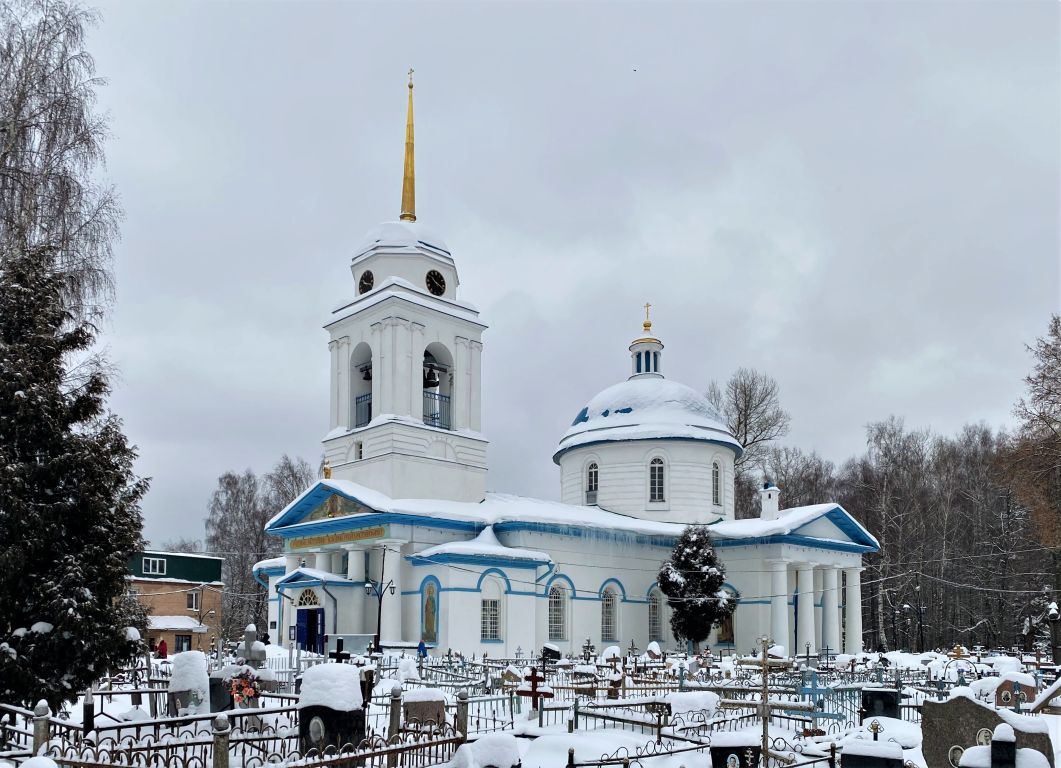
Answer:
[
  {"left": 791, "top": 507, "right": 878, "bottom": 549},
  {"left": 266, "top": 482, "right": 383, "bottom": 532}
]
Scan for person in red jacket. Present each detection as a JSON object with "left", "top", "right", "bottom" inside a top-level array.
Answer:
[{"left": 156, "top": 638, "right": 168, "bottom": 659}]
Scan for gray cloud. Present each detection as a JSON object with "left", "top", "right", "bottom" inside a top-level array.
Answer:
[{"left": 88, "top": 1, "right": 1059, "bottom": 545}]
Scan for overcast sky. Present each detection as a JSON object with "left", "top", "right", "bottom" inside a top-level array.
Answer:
[{"left": 85, "top": 1, "right": 1059, "bottom": 547}]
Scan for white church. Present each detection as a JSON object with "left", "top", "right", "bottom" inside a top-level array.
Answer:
[{"left": 255, "top": 78, "right": 879, "bottom": 659}]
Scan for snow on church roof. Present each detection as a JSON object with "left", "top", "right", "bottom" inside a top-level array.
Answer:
[
  {"left": 266, "top": 478, "right": 878, "bottom": 551},
  {"left": 554, "top": 377, "right": 742, "bottom": 462},
  {"left": 354, "top": 220, "right": 451, "bottom": 257},
  {"left": 416, "top": 526, "right": 551, "bottom": 562}
]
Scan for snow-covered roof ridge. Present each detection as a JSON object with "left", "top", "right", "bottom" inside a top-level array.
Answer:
[
  {"left": 416, "top": 526, "right": 552, "bottom": 562},
  {"left": 710, "top": 502, "right": 880, "bottom": 549},
  {"left": 149, "top": 616, "right": 208, "bottom": 632},
  {"left": 252, "top": 556, "right": 286, "bottom": 573},
  {"left": 354, "top": 220, "right": 451, "bottom": 257},
  {"left": 554, "top": 377, "right": 742, "bottom": 462},
  {"left": 141, "top": 550, "right": 224, "bottom": 561},
  {"left": 266, "top": 478, "right": 878, "bottom": 551},
  {"left": 278, "top": 566, "right": 354, "bottom": 584}
]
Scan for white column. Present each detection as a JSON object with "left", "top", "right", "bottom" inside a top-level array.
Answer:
[
  {"left": 394, "top": 319, "right": 411, "bottom": 418},
  {"left": 330, "top": 550, "right": 344, "bottom": 575},
  {"left": 378, "top": 540, "right": 405, "bottom": 643},
  {"left": 336, "top": 337, "right": 351, "bottom": 428},
  {"left": 768, "top": 560, "right": 790, "bottom": 655},
  {"left": 454, "top": 336, "right": 470, "bottom": 429},
  {"left": 370, "top": 322, "right": 383, "bottom": 419},
  {"left": 844, "top": 567, "right": 864, "bottom": 654},
  {"left": 796, "top": 563, "right": 816, "bottom": 655},
  {"left": 821, "top": 566, "right": 840, "bottom": 655},
  {"left": 379, "top": 319, "right": 398, "bottom": 415},
  {"left": 345, "top": 547, "right": 367, "bottom": 634},
  {"left": 409, "top": 324, "right": 422, "bottom": 420},
  {"left": 285, "top": 554, "right": 300, "bottom": 574},
  {"left": 469, "top": 340, "right": 483, "bottom": 432},
  {"left": 328, "top": 339, "right": 340, "bottom": 429}
]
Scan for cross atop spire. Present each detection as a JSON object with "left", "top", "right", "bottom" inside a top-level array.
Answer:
[
  {"left": 399, "top": 70, "right": 416, "bottom": 222},
  {"left": 643, "top": 302, "right": 652, "bottom": 334}
]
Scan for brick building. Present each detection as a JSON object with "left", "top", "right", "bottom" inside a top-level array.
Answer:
[{"left": 128, "top": 551, "right": 224, "bottom": 654}]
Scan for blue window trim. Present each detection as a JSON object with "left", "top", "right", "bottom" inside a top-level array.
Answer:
[{"left": 481, "top": 638, "right": 504, "bottom": 644}]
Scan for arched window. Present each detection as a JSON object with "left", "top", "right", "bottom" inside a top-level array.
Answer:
[
  {"left": 649, "top": 458, "right": 665, "bottom": 503},
  {"left": 712, "top": 461, "right": 721, "bottom": 506},
  {"left": 586, "top": 462, "right": 599, "bottom": 505},
  {"left": 297, "top": 589, "right": 320, "bottom": 607},
  {"left": 480, "top": 579, "right": 503, "bottom": 641},
  {"left": 548, "top": 585, "right": 567, "bottom": 641},
  {"left": 601, "top": 587, "right": 619, "bottom": 642},
  {"left": 648, "top": 590, "right": 664, "bottom": 642}
]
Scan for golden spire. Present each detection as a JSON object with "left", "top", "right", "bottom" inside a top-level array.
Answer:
[
  {"left": 643, "top": 302, "right": 652, "bottom": 334},
  {"left": 399, "top": 69, "right": 416, "bottom": 223}
]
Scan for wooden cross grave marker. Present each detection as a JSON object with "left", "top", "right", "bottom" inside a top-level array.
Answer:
[{"left": 517, "top": 667, "right": 554, "bottom": 711}]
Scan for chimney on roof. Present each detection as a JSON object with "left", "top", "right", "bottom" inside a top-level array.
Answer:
[{"left": 759, "top": 482, "right": 781, "bottom": 520}]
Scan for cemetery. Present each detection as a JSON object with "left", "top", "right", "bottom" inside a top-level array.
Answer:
[{"left": 1, "top": 625, "right": 1060, "bottom": 768}]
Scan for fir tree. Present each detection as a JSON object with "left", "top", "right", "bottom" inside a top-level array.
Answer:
[
  {"left": 0, "top": 242, "right": 147, "bottom": 709},
  {"left": 657, "top": 525, "right": 734, "bottom": 649}
]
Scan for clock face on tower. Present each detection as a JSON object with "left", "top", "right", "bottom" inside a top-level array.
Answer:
[
  {"left": 358, "top": 270, "right": 374, "bottom": 294},
  {"left": 426, "top": 270, "right": 446, "bottom": 296}
]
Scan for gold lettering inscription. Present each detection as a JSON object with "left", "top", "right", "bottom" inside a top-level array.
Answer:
[{"left": 290, "top": 526, "right": 387, "bottom": 551}]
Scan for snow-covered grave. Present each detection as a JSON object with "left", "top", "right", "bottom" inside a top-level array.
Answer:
[{"left": 5, "top": 643, "right": 1061, "bottom": 768}]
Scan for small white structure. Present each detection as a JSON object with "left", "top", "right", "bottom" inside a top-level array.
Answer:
[{"left": 254, "top": 78, "right": 878, "bottom": 658}]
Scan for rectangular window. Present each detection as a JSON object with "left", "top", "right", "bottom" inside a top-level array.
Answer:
[
  {"left": 649, "top": 595, "right": 662, "bottom": 642},
  {"left": 186, "top": 591, "right": 200, "bottom": 611},
  {"left": 649, "top": 461, "right": 665, "bottom": 503},
  {"left": 481, "top": 599, "right": 500, "bottom": 640},
  {"left": 143, "top": 557, "right": 166, "bottom": 576},
  {"left": 601, "top": 592, "right": 618, "bottom": 642},
  {"left": 174, "top": 634, "right": 192, "bottom": 653},
  {"left": 548, "top": 589, "right": 566, "bottom": 641}
]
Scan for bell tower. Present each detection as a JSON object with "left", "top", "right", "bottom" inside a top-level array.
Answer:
[{"left": 321, "top": 73, "right": 488, "bottom": 502}]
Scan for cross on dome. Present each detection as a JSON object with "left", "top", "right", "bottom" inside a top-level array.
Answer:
[{"left": 629, "top": 303, "right": 663, "bottom": 379}]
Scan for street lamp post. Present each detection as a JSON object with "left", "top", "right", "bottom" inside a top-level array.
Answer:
[
  {"left": 1048, "top": 601, "right": 1060, "bottom": 667},
  {"left": 364, "top": 546, "right": 396, "bottom": 654}
]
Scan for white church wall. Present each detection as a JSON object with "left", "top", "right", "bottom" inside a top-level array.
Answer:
[
  {"left": 558, "top": 441, "right": 737, "bottom": 523},
  {"left": 323, "top": 291, "right": 488, "bottom": 503}
]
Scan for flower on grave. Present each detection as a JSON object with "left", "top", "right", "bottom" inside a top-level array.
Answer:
[{"left": 229, "top": 668, "right": 262, "bottom": 704}]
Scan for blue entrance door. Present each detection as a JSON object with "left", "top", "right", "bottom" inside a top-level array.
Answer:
[{"left": 296, "top": 608, "right": 325, "bottom": 654}]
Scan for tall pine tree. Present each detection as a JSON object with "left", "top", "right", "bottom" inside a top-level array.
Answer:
[
  {"left": 0, "top": 242, "right": 147, "bottom": 709},
  {"left": 657, "top": 525, "right": 734, "bottom": 649}
]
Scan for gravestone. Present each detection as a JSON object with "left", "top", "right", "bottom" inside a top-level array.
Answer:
[
  {"left": 861, "top": 688, "right": 900, "bottom": 721},
  {"left": 208, "top": 674, "right": 233, "bottom": 712},
  {"left": 841, "top": 739, "right": 903, "bottom": 768},
  {"left": 921, "top": 695, "right": 1055, "bottom": 768},
  {"left": 402, "top": 688, "right": 447, "bottom": 728},
  {"left": 297, "top": 663, "right": 366, "bottom": 753},
  {"left": 708, "top": 733, "right": 760, "bottom": 768},
  {"left": 167, "top": 650, "right": 210, "bottom": 717}
]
